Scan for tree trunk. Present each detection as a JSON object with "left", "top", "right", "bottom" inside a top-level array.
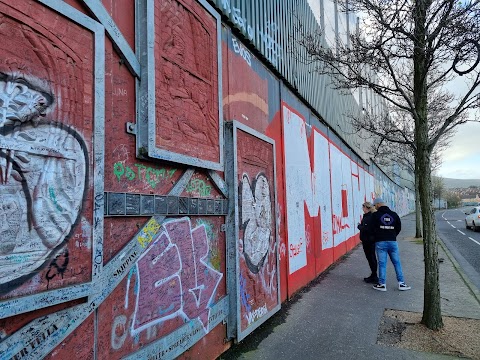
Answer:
[
  {"left": 417, "top": 149, "right": 443, "bottom": 330},
  {"left": 414, "top": 0, "right": 443, "bottom": 330},
  {"left": 415, "top": 169, "right": 422, "bottom": 238}
]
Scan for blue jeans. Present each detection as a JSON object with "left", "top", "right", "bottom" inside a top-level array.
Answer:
[{"left": 375, "top": 241, "right": 405, "bottom": 285}]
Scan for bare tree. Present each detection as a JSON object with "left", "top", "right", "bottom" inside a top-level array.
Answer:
[
  {"left": 444, "top": 190, "right": 461, "bottom": 208},
  {"left": 294, "top": 0, "right": 480, "bottom": 330},
  {"left": 366, "top": 105, "right": 456, "bottom": 238},
  {"left": 432, "top": 174, "right": 446, "bottom": 208}
]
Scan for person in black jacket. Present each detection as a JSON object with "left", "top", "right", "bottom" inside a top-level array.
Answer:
[
  {"left": 357, "top": 202, "right": 378, "bottom": 283},
  {"left": 370, "top": 198, "right": 411, "bottom": 291}
]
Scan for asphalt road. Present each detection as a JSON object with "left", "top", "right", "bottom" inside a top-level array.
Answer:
[{"left": 436, "top": 207, "right": 480, "bottom": 291}]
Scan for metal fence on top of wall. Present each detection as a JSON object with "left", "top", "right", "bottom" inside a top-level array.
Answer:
[{"left": 207, "top": 0, "right": 370, "bottom": 162}]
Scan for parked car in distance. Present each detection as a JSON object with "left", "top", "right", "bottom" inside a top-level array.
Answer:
[{"left": 465, "top": 206, "right": 480, "bottom": 232}]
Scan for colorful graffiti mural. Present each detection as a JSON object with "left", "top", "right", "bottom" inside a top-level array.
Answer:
[
  {"left": 132, "top": 217, "right": 223, "bottom": 334},
  {"left": 103, "top": 217, "right": 224, "bottom": 358}
]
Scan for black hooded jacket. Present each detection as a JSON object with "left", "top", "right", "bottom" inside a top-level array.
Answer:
[
  {"left": 357, "top": 211, "right": 374, "bottom": 243},
  {"left": 370, "top": 205, "right": 401, "bottom": 242}
]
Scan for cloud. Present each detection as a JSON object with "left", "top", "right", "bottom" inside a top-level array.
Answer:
[{"left": 439, "top": 122, "right": 480, "bottom": 179}]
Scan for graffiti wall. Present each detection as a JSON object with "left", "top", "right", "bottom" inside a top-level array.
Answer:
[
  {"left": 0, "top": 1, "right": 414, "bottom": 359},
  {"left": 265, "top": 102, "right": 377, "bottom": 296},
  {"left": 0, "top": 0, "right": 96, "bottom": 312},
  {"left": 0, "top": 0, "right": 229, "bottom": 359},
  {"left": 97, "top": 216, "right": 225, "bottom": 359},
  {"left": 372, "top": 164, "right": 415, "bottom": 217},
  {"left": 228, "top": 123, "right": 281, "bottom": 341}
]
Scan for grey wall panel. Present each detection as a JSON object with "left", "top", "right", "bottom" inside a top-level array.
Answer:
[
  {"left": 280, "top": 84, "right": 310, "bottom": 122},
  {"left": 309, "top": 112, "right": 329, "bottom": 136}
]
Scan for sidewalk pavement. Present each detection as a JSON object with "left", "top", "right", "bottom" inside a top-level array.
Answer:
[{"left": 219, "top": 213, "right": 480, "bottom": 360}]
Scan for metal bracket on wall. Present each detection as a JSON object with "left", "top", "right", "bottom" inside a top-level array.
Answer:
[
  {"left": 104, "top": 192, "right": 228, "bottom": 217},
  {"left": 126, "top": 122, "right": 136, "bottom": 135}
]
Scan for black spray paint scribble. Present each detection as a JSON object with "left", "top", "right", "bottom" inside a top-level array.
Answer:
[{"left": 45, "top": 248, "right": 70, "bottom": 289}]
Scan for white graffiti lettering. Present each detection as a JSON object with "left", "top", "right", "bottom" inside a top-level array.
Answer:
[
  {"left": 246, "top": 303, "right": 268, "bottom": 325},
  {"left": 132, "top": 218, "right": 223, "bottom": 334},
  {"left": 111, "top": 315, "right": 129, "bottom": 350},
  {"left": 257, "top": 21, "right": 282, "bottom": 67},
  {"left": 112, "top": 88, "right": 127, "bottom": 96},
  {"left": 221, "top": 0, "right": 255, "bottom": 41},
  {"left": 232, "top": 38, "right": 252, "bottom": 66}
]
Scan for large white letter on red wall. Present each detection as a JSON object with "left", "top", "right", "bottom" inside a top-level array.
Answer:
[{"left": 283, "top": 105, "right": 333, "bottom": 274}]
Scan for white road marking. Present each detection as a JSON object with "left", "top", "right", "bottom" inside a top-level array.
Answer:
[
  {"left": 468, "top": 237, "right": 480, "bottom": 246},
  {"left": 450, "top": 224, "right": 456, "bottom": 228},
  {"left": 457, "top": 230, "right": 466, "bottom": 235}
]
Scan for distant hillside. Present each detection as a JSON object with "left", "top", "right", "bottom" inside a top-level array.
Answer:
[{"left": 442, "top": 178, "right": 480, "bottom": 189}]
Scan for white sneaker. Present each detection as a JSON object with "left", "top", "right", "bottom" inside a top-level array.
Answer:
[
  {"left": 398, "top": 282, "right": 411, "bottom": 291},
  {"left": 373, "top": 283, "right": 386, "bottom": 291}
]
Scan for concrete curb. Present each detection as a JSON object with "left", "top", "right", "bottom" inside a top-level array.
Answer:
[{"left": 437, "top": 234, "right": 480, "bottom": 306}]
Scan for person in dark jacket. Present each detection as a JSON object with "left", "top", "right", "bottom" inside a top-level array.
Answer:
[
  {"left": 357, "top": 202, "right": 378, "bottom": 283},
  {"left": 370, "top": 198, "right": 411, "bottom": 292}
]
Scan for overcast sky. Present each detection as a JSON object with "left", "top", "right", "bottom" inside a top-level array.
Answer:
[{"left": 438, "top": 122, "right": 480, "bottom": 180}]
